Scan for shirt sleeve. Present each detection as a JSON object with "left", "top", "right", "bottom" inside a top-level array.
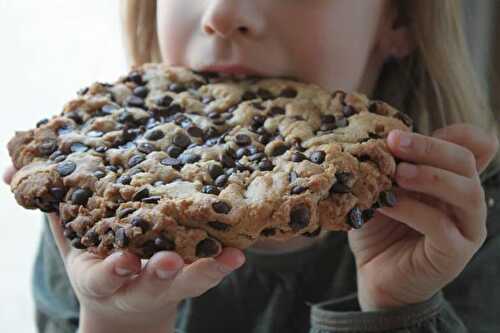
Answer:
[{"left": 309, "top": 174, "right": 500, "bottom": 333}]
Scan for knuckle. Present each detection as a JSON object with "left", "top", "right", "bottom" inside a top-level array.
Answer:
[
  {"left": 466, "top": 182, "right": 485, "bottom": 208},
  {"left": 421, "top": 137, "right": 435, "bottom": 156}
]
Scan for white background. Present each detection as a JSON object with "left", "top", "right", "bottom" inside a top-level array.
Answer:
[{"left": 0, "top": 1, "right": 126, "bottom": 331}]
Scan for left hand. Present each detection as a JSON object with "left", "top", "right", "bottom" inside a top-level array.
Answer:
[{"left": 349, "top": 124, "right": 499, "bottom": 311}]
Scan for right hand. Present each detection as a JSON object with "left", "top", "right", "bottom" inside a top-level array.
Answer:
[{"left": 4, "top": 165, "right": 246, "bottom": 332}]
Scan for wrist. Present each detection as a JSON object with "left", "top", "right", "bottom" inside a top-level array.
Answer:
[{"left": 79, "top": 303, "right": 178, "bottom": 333}]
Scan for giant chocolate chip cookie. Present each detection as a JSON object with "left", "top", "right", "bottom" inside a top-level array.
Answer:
[{"left": 8, "top": 64, "right": 412, "bottom": 262}]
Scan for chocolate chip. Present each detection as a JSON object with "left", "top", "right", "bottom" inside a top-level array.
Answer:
[
  {"left": 242, "top": 91, "right": 257, "bottom": 101},
  {"left": 133, "top": 86, "right": 149, "bottom": 98},
  {"left": 145, "top": 129, "right": 164, "bottom": 141},
  {"left": 213, "top": 118, "right": 226, "bottom": 126},
  {"left": 128, "top": 155, "right": 145, "bottom": 168},
  {"left": 95, "top": 146, "right": 108, "bottom": 154},
  {"left": 133, "top": 188, "right": 150, "bottom": 201},
  {"left": 204, "top": 127, "right": 219, "bottom": 139},
  {"left": 49, "top": 150, "right": 65, "bottom": 161},
  {"left": 126, "top": 95, "right": 145, "bottom": 108},
  {"left": 235, "top": 134, "right": 252, "bottom": 146},
  {"left": 225, "top": 168, "right": 237, "bottom": 176},
  {"left": 249, "top": 152, "right": 265, "bottom": 162},
  {"left": 208, "top": 221, "right": 231, "bottom": 231},
  {"left": 164, "top": 145, "right": 181, "bottom": 158},
  {"left": 179, "top": 153, "right": 201, "bottom": 164},
  {"left": 291, "top": 152, "right": 307, "bottom": 162},
  {"left": 127, "top": 71, "right": 144, "bottom": 85},
  {"left": 271, "top": 143, "right": 288, "bottom": 157},
  {"left": 236, "top": 147, "right": 250, "bottom": 159},
  {"left": 203, "top": 96, "right": 215, "bottom": 104},
  {"left": 66, "top": 112, "right": 83, "bottom": 124},
  {"left": 195, "top": 238, "right": 220, "bottom": 257},
  {"left": 137, "top": 142, "right": 155, "bottom": 154},
  {"left": 106, "top": 165, "right": 119, "bottom": 173},
  {"left": 93, "top": 170, "right": 106, "bottom": 179},
  {"left": 289, "top": 171, "right": 298, "bottom": 183},
  {"left": 117, "top": 175, "right": 132, "bottom": 185},
  {"left": 320, "top": 123, "right": 336, "bottom": 131},
  {"left": 330, "top": 182, "right": 351, "bottom": 194},
  {"left": 221, "top": 153, "right": 236, "bottom": 168},
  {"left": 71, "top": 238, "right": 86, "bottom": 249},
  {"left": 212, "top": 201, "right": 231, "bottom": 214},
  {"left": 172, "top": 133, "right": 191, "bottom": 148},
  {"left": 186, "top": 125, "right": 204, "bottom": 138},
  {"left": 208, "top": 111, "right": 220, "bottom": 119},
  {"left": 169, "top": 83, "right": 186, "bottom": 93},
  {"left": 154, "top": 235, "right": 175, "bottom": 251},
  {"left": 248, "top": 145, "right": 260, "bottom": 155},
  {"left": 310, "top": 151, "right": 326, "bottom": 164},
  {"left": 84, "top": 231, "right": 100, "bottom": 246},
  {"left": 342, "top": 105, "right": 356, "bottom": 117},
  {"left": 157, "top": 95, "right": 173, "bottom": 107},
  {"left": 258, "top": 159, "right": 274, "bottom": 171},
  {"left": 63, "top": 228, "right": 77, "bottom": 240},
  {"left": 358, "top": 155, "right": 371, "bottom": 162},
  {"left": 303, "top": 227, "right": 322, "bottom": 238},
  {"left": 55, "top": 161, "right": 76, "bottom": 177},
  {"left": 57, "top": 127, "right": 73, "bottom": 135},
  {"left": 335, "top": 117, "right": 348, "bottom": 128},
  {"left": 289, "top": 205, "right": 310, "bottom": 231},
  {"left": 269, "top": 106, "right": 286, "bottom": 116},
  {"left": 50, "top": 187, "right": 66, "bottom": 201},
  {"left": 291, "top": 186, "right": 307, "bottom": 195},
  {"left": 221, "top": 112, "right": 233, "bottom": 120},
  {"left": 236, "top": 161, "right": 253, "bottom": 172},
  {"left": 71, "top": 188, "right": 92, "bottom": 205},
  {"left": 39, "top": 139, "right": 58, "bottom": 156},
  {"left": 202, "top": 185, "right": 220, "bottom": 195},
  {"left": 257, "top": 88, "right": 273, "bottom": 100},
  {"left": 261, "top": 228, "right": 276, "bottom": 237},
  {"left": 208, "top": 164, "right": 224, "bottom": 180},
  {"left": 378, "top": 190, "right": 397, "bottom": 207},
  {"left": 69, "top": 142, "right": 89, "bottom": 153},
  {"left": 347, "top": 207, "right": 364, "bottom": 229},
  {"left": 101, "top": 104, "right": 118, "bottom": 114},
  {"left": 131, "top": 217, "right": 150, "bottom": 231},
  {"left": 161, "top": 157, "right": 182, "bottom": 168},
  {"left": 142, "top": 196, "right": 161, "bottom": 203},
  {"left": 87, "top": 130, "right": 104, "bottom": 138},
  {"left": 280, "top": 88, "right": 298, "bottom": 98},
  {"left": 214, "top": 174, "right": 229, "bottom": 187},
  {"left": 36, "top": 118, "right": 49, "bottom": 128},
  {"left": 142, "top": 240, "right": 157, "bottom": 259},
  {"left": 258, "top": 134, "right": 271, "bottom": 145},
  {"left": 118, "top": 208, "right": 136, "bottom": 219},
  {"left": 321, "top": 115, "right": 336, "bottom": 124},
  {"left": 226, "top": 147, "right": 237, "bottom": 159},
  {"left": 115, "top": 228, "right": 129, "bottom": 247}
]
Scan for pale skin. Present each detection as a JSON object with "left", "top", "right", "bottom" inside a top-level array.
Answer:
[{"left": 4, "top": 0, "right": 499, "bottom": 331}]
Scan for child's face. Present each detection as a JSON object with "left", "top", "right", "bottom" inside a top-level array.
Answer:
[{"left": 157, "top": 0, "right": 391, "bottom": 94}]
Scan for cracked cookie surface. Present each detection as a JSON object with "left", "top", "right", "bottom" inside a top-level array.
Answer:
[{"left": 8, "top": 64, "right": 412, "bottom": 262}]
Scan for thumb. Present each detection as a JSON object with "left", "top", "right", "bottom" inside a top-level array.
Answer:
[{"left": 69, "top": 251, "right": 142, "bottom": 298}]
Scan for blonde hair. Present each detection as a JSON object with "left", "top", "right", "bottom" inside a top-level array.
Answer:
[{"left": 120, "top": 0, "right": 499, "bottom": 177}]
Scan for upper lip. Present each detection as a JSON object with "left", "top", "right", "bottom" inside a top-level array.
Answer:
[{"left": 198, "top": 64, "right": 266, "bottom": 77}]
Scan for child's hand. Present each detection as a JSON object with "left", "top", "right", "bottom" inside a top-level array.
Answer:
[
  {"left": 2, "top": 167, "right": 245, "bottom": 332},
  {"left": 349, "top": 124, "right": 498, "bottom": 311}
]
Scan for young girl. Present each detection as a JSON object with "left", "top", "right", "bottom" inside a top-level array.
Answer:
[{"left": 5, "top": 0, "right": 500, "bottom": 332}]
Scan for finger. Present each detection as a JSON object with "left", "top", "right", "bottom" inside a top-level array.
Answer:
[
  {"left": 395, "top": 162, "right": 486, "bottom": 214},
  {"left": 167, "top": 248, "right": 245, "bottom": 301},
  {"left": 47, "top": 213, "right": 71, "bottom": 258},
  {"left": 70, "top": 251, "right": 142, "bottom": 298},
  {"left": 3, "top": 165, "right": 16, "bottom": 185},
  {"left": 432, "top": 124, "right": 499, "bottom": 174},
  {"left": 121, "top": 251, "right": 185, "bottom": 305},
  {"left": 387, "top": 130, "right": 477, "bottom": 178},
  {"left": 377, "top": 192, "right": 480, "bottom": 253}
]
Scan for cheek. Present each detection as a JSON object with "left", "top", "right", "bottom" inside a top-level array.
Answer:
[
  {"left": 282, "top": 1, "right": 383, "bottom": 91},
  {"left": 157, "top": 1, "right": 199, "bottom": 65}
]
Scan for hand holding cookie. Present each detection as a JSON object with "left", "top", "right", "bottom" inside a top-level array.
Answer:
[{"left": 349, "top": 124, "right": 498, "bottom": 311}]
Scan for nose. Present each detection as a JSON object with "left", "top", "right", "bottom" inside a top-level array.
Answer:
[{"left": 201, "top": 1, "right": 264, "bottom": 39}]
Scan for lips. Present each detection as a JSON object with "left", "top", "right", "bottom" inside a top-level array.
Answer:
[{"left": 199, "top": 64, "right": 266, "bottom": 77}]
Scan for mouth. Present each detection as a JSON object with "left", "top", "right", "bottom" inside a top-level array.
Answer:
[{"left": 197, "top": 64, "right": 267, "bottom": 79}]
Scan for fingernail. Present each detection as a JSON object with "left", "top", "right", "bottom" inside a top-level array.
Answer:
[
  {"left": 156, "top": 269, "right": 178, "bottom": 280},
  {"left": 115, "top": 266, "right": 132, "bottom": 276},
  {"left": 398, "top": 163, "right": 417, "bottom": 179},
  {"left": 216, "top": 264, "right": 234, "bottom": 274},
  {"left": 398, "top": 132, "right": 412, "bottom": 148}
]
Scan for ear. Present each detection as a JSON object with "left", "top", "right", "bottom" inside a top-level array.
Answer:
[{"left": 376, "top": 3, "right": 415, "bottom": 60}]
